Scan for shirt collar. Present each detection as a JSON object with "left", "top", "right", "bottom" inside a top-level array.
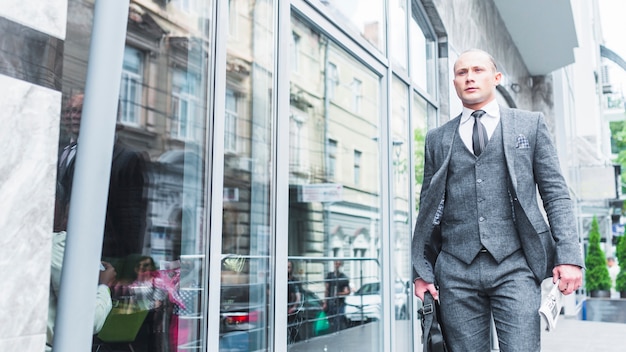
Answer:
[{"left": 460, "top": 99, "right": 500, "bottom": 124}]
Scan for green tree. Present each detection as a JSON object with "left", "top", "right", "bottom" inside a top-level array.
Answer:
[
  {"left": 615, "top": 235, "right": 626, "bottom": 292},
  {"left": 585, "top": 216, "right": 612, "bottom": 292}
]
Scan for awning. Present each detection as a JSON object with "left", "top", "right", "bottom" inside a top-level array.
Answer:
[{"left": 494, "top": 0, "right": 578, "bottom": 75}]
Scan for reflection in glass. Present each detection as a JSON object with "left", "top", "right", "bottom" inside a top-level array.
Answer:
[
  {"left": 391, "top": 76, "right": 412, "bottom": 350},
  {"left": 390, "top": 0, "right": 408, "bottom": 70},
  {"left": 55, "top": 1, "right": 213, "bottom": 351},
  {"left": 412, "top": 92, "right": 428, "bottom": 214},
  {"left": 288, "top": 13, "right": 382, "bottom": 350},
  {"left": 409, "top": 2, "right": 437, "bottom": 94},
  {"left": 220, "top": 0, "right": 276, "bottom": 351},
  {"left": 321, "top": 0, "right": 386, "bottom": 53},
  {"left": 120, "top": 46, "right": 143, "bottom": 126}
]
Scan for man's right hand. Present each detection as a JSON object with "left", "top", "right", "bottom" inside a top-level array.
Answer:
[{"left": 414, "top": 278, "right": 438, "bottom": 301}]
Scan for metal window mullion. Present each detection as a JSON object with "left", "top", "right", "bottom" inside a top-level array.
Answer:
[
  {"left": 206, "top": 0, "right": 229, "bottom": 350},
  {"left": 272, "top": 1, "right": 291, "bottom": 351},
  {"left": 380, "top": 65, "right": 393, "bottom": 352},
  {"left": 53, "top": 1, "right": 130, "bottom": 351}
]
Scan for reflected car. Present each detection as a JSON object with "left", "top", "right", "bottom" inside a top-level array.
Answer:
[
  {"left": 395, "top": 280, "right": 410, "bottom": 320},
  {"left": 344, "top": 280, "right": 410, "bottom": 324},
  {"left": 219, "top": 283, "right": 267, "bottom": 352}
]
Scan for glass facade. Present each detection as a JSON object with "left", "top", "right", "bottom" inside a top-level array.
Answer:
[
  {"left": 49, "top": 0, "right": 439, "bottom": 351},
  {"left": 57, "top": 1, "right": 213, "bottom": 350},
  {"left": 288, "top": 11, "right": 383, "bottom": 348}
]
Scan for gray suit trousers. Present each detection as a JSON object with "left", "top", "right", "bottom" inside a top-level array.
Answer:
[{"left": 436, "top": 249, "right": 541, "bottom": 352}]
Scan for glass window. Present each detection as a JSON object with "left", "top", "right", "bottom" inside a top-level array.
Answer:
[
  {"left": 220, "top": 0, "right": 276, "bottom": 351},
  {"left": 171, "top": 69, "right": 200, "bottom": 140},
  {"left": 354, "top": 150, "right": 362, "bottom": 185},
  {"left": 410, "top": 0, "right": 437, "bottom": 95},
  {"left": 225, "top": 89, "right": 238, "bottom": 153},
  {"left": 320, "top": 0, "right": 386, "bottom": 53},
  {"left": 56, "top": 2, "right": 213, "bottom": 351},
  {"left": 290, "top": 112, "right": 309, "bottom": 178},
  {"left": 228, "top": 0, "right": 238, "bottom": 37},
  {"left": 391, "top": 76, "right": 412, "bottom": 350},
  {"left": 390, "top": 0, "right": 408, "bottom": 70},
  {"left": 328, "top": 62, "right": 338, "bottom": 100},
  {"left": 327, "top": 139, "right": 337, "bottom": 179},
  {"left": 351, "top": 78, "right": 362, "bottom": 113},
  {"left": 292, "top": 32, "right": 300, "bottom": 72},
  {"left": 172, "top": 0, "right": 198, "bottom": 13},
  {"left": 288, "top": 13, "right": 382, "bottom": 350},
  {"left": 412, "top": 92, "right": 429, "bottom": 212},
  {"left": 120, "top": 46, "right": 143, "bottom": 126}
]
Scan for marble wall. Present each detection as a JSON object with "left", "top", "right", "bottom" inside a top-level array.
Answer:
[
  {"left": 0, "top": 0, "right": 67, "bottom": 39},
  {"left": 0, "top": 1, "right": 66, "bottom": 351},
  {"left": 0, "top": 74, "right": 61, "bottom": 352}
]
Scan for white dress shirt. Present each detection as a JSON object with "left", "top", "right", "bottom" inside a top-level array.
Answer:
[{"left": 458, "top": 99, "right": 500, "bottom": 153}]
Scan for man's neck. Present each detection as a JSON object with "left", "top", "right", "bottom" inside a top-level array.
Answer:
[{"left": 463, "top": 97, "right": 496, "bottom": 111}]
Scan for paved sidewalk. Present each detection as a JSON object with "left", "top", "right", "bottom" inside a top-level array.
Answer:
[
  {"left": 288, "top": 318, "right": 626, "bottom": 351},
  {"left": 540, "top": 318, "right": 626, "bottom": 352}
]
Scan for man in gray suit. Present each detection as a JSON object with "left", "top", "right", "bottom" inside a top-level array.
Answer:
[{"left": 412, "top": 49, "right": 583, "bottom": 351}]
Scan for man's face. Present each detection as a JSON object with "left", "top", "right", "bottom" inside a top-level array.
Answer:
[
  {"left": 453, "top": 51, "right": 502, "bottom": 110},
  {"left": 63, "top": 94, "right": 83, "bottom": 137}
]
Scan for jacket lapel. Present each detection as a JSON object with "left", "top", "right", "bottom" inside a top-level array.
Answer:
[
  {"left": 440, "top": 114, "right": 460, "bottom": 164},
  {"left": 500, "top": 107, "right": 518, "bottom": 195}
]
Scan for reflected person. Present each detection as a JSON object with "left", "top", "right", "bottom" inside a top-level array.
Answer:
[
  {"left": 287, "top": 261, "right": 302, "bottom": 342},
  {"left": 323, "top": 260, "right": 350, "bottom": 332},
  {"left": 55, "top": 93, "right": 148, "bottom": 258},
  {"left": 47, "top": 182, "right": 117, "bottom": 351}
]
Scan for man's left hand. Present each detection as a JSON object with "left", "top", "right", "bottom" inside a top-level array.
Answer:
[{"left": 552, "top": 264, "right": 583, "bottom": 295}]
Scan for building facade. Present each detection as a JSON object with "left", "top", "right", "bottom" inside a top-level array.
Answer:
[{"left": 1, "top": 0, "right": 608, "bottom": 351}]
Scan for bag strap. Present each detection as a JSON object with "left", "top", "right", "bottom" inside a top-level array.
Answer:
[{"left": 418, "top": 292, "right": 448, "bottom": 352}]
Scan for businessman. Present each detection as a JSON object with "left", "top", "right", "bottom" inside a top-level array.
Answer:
[
  {"left": 411, "top": 49, "right": 583, "bottom": 351},
  {"left": 56, "top": 93, "right": 148, "bottom": 258}
]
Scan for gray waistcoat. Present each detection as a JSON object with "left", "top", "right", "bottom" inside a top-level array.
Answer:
[{"left": 440, "top": 123, "right": 521, "bottom": 264}]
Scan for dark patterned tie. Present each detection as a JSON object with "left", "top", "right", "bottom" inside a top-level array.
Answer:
[{"left": 472, "top": 110, "right": 488, "bottom": 156}]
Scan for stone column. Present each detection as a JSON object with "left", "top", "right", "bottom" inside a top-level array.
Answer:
[{"left": 0, "top": 1, "right": 66, "bottom": 351}]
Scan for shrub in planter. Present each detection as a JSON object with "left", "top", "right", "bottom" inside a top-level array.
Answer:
[
  {"left": 615, "top": 235, "right": 626, "bottom": 294},
  {"left": 585, "top": 216, "right": 612, "bottom": 295}
]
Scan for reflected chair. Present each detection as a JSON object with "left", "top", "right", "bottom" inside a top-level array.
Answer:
[{"left": 94, "top": 308, "right": 149, "bottom": 352}]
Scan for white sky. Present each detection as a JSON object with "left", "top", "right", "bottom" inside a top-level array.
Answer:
[
  {"left": 599, "top": 0, "right": 626, "bottom": 58},
  {"left": 599, "top": 0, "right": 626, "bottom": 91}
]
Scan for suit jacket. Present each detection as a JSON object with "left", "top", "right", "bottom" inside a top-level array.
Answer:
[
  {"left": 56, "top": 139, "right": 148, "bottom": 258},
  {"left": 411, "top": 107, "right": 584, "bottom": 284}
]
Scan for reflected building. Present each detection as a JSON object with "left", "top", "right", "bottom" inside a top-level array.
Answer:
[{"left": 288, "top": 14, "right": 383, "bottom": 292}]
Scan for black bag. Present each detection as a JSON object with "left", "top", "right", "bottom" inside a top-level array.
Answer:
[{"left": 418, "top": 292, "right": 448, "bottom": 352}]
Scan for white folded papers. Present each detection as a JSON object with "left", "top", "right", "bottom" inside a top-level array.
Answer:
[{"left": 538, "top": 280, "right": 563, "bottom": 332}]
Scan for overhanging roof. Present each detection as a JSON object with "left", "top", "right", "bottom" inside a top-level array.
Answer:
[{"left": 493, "top": 0, "right": 578, "bottom": 75}]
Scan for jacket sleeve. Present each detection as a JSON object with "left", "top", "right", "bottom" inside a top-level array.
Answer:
[
  {"left": 412, "top": 129, "right": 439, "bottom": 283},
  {"left": 531, "top": 113, "right": 584, "bottom": 268},
  {"left": 93, "top": 284, "right": 113, "bottom": 333}
]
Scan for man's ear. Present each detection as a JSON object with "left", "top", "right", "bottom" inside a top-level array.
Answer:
[{"left": 494, "top": 71, "right": 503, "bottom": 86}]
